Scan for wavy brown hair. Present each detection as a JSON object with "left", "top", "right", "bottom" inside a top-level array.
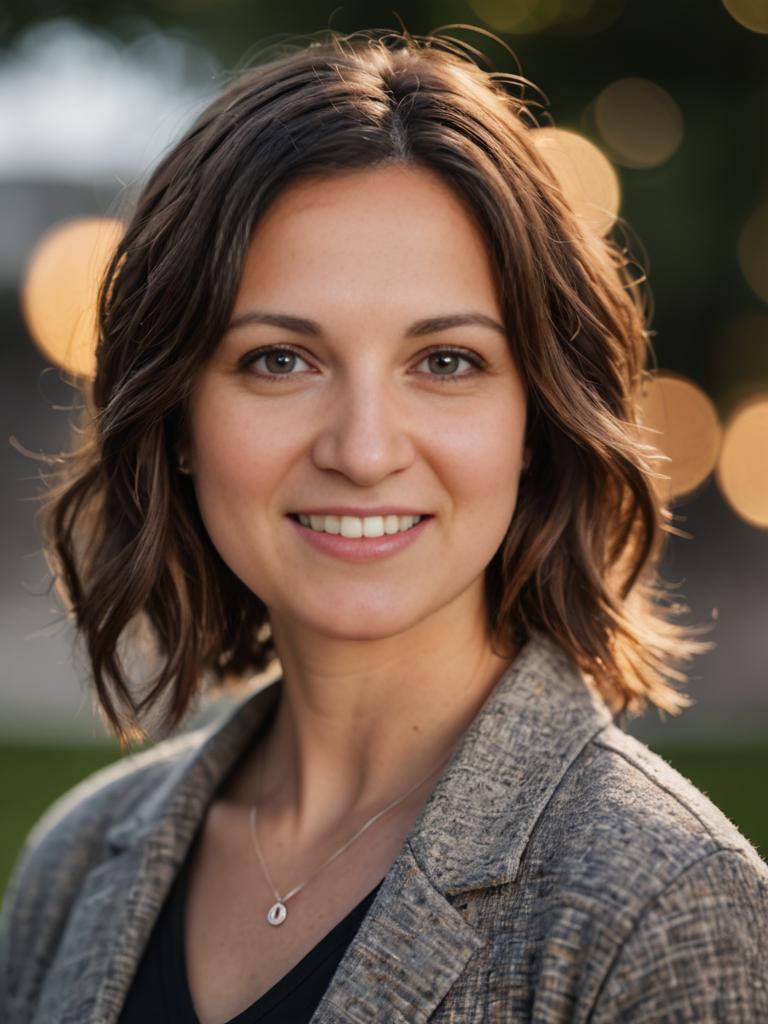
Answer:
[{"left": 32, "top": 27, "right": 711, "bottom": 749}]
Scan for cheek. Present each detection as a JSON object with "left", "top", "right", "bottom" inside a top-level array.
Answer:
[
  {"left": 436, "top": 403, "right": 526, "bottom": 515},
  {"left": 191, "top": 391, "right": 295, "bottom": 492},
  {"left": 187, "top": 392, "right": 303, "bottom": 556}
]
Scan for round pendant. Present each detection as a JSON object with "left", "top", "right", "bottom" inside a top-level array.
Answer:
[{"left": 267, "top": 901, "right": 287, "bottom": 926}]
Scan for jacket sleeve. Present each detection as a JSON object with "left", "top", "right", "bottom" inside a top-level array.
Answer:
[
  {"left": 590, "top": 846, "right": 768, "bottom": 1023},
  {"left": 0, "top": 817, "right": 67, "bottom": 1024},
  {"left": 0, "top": 757, "right": 144, "bottom": 1023},
  {"left": 0, "top": 791, "right": 106, "bottom": 1024},
  {"left": 0, "top": 837, "right": 29, "bottom": 1020}
]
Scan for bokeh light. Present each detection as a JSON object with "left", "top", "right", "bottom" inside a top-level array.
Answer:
[
  {"left": 531, "top": 127, "right": 620, "bottom": 236},
  {"left": 716, "top": 395, "right": 768, "bottom": 529},
  {"left": 467, "top": 0, "right": 623, "bottom": 35},
  {"left": 637, "top": 372, "right": 722, "bottom": 500},
  {"left": 722, "top": 0, "right": 768, "bottom": 34},
  {"left": 593, "top": 77, "right": 683, "bottom": 169},
  {"left": 466, "top": 0, "right": 564, "bottom": 35},
  {"left": 20, "top": 216, "right": 122, "bottom": 378},
  {"left": 738, "top": 202, "right": 768, "bottom": 303}
]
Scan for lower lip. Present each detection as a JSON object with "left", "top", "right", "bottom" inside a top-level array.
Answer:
[{"left": 287, "top": 516, "right": 432, "bottom": 561}]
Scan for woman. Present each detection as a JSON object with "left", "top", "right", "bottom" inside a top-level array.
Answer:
[{"left": 1, "top": 27, "right": 766, "bottom": 1024}]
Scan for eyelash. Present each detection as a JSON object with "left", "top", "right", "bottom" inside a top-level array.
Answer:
[{"left": 238, "top": 344, "right": 486, "bottom": 384}]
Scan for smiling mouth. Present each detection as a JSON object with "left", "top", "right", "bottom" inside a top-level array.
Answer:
[{"left": 288, "top": 512, "right": 429, "bottom": 538}]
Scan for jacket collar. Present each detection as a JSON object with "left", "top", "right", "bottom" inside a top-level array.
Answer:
[
  {"left": 106, "top": 628, "right": 613, "bottom": 892},
  {"left": 412, "top": 628, "right": 614, "bottom": 892},
  {"left": 104, "top": 676, "right": 282, "bottom": 857},
  {"left": 41, "top": 630, "right": 614, "bottom": 1023}
]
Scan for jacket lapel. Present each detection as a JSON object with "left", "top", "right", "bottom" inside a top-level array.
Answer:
[
  {"left": 35, "top": 681, "right": 282, "bottom": 1024},
  {"left": 38, "top": 630, "right": 614, "bottom": 1024},
  {"left": 311, "top": 630, "right": 614, "bottom": 1022},
  {"left": 309, "top": 844, "right": 486, "bottom": 1023}
]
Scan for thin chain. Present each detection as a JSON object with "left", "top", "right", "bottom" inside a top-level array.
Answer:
[{"left": 248, "top": 742, "right": 458, "bottom": 907}]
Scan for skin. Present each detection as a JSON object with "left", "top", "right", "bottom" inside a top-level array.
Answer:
[{"left": 181, "top": 162, "right": 531, "bottom": 856}]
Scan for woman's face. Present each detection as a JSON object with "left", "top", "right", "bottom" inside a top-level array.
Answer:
[{"left": 184, "top": 164, "right": 529, "bottom": 644}]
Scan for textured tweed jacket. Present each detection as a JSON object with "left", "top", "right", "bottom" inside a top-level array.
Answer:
[{"left": 1, "top": 631, "right": 767, "bottom": 1023}]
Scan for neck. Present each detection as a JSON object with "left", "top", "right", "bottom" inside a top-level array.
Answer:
[{"left": 228, "top": 592, "right": 517, "bottom": 849}]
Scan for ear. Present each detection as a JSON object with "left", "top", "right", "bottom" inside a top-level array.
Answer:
[
  {"left": 174, "top": 443, "right": 193, "bottom": 476},
  {"left": 521, "top": 446, "right": 532, "bottom": 471}
]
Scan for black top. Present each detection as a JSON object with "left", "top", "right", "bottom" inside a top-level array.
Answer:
[{"left": 118, "top": 830, "right": 383, "bottom": 1023}]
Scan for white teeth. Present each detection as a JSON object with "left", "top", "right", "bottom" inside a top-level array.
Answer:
[
  {"left": 362, "top": 516, "right": 384, "bottom": 538},
  {"left": 384, "top": 515, "right": 400, "bottom": 535},
  {"left": 296, "top": 513, "right": 424, "bottom": 537},
  {"left": 340, "top": 516, "right": 363, "bottom": 538}
]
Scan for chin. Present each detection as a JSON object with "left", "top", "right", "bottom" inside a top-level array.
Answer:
[{"left": 298, "top": 604, "right": 423, "bottom": 643}]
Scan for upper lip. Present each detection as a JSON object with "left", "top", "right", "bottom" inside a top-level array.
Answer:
[{"left": 290, "top": 507, "right": 430, "bottom": 517}]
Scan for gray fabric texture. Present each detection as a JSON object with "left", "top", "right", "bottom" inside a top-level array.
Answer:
[{"left": 1, "top": 629, "right": 766, "bottom": 1022}]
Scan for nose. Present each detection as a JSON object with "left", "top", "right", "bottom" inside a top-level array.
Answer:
[{"left": 310, "top": 372, "right": 416, "bottom": 485}]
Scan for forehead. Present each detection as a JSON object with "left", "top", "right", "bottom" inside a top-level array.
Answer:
[{"left": 234, "top": 164, "right": 501, "bottom": 315}]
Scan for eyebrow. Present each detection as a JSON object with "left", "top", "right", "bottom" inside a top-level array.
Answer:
[{"left": 225, "top": 310, "right": 507, "bottom": 339}]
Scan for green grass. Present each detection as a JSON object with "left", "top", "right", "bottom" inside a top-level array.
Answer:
[{"left": 1, "top": 741, "right": 765, "bottom": 897}]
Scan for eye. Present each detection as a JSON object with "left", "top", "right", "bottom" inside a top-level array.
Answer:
[
  {"left": 239, "top": 345, "right": 313, "bottom": 380},
  {"left": 413, "top": 347, "right": 485, "bottom": 382}
]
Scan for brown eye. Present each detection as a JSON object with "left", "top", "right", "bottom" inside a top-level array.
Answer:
[
  {"left": 415, "top": 347, "right": 484, "bottom": 381},
  {"left": 241, "top": 346, "right": 313, "bottom": 379},
  {"left": 427, "top": 352, "right": 462, "bottom": 375},
  {"left": 263, "top": 350, "right": 299, "bottom": 374}
]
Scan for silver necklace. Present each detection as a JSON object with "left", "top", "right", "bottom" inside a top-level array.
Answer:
[{"left": 248, "top": 742, "right": 457, "bottom": 927}]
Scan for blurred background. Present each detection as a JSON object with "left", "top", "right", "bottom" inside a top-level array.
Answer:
[{"left": 1, "top": 0, "right": 767, "bottom": 887}]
